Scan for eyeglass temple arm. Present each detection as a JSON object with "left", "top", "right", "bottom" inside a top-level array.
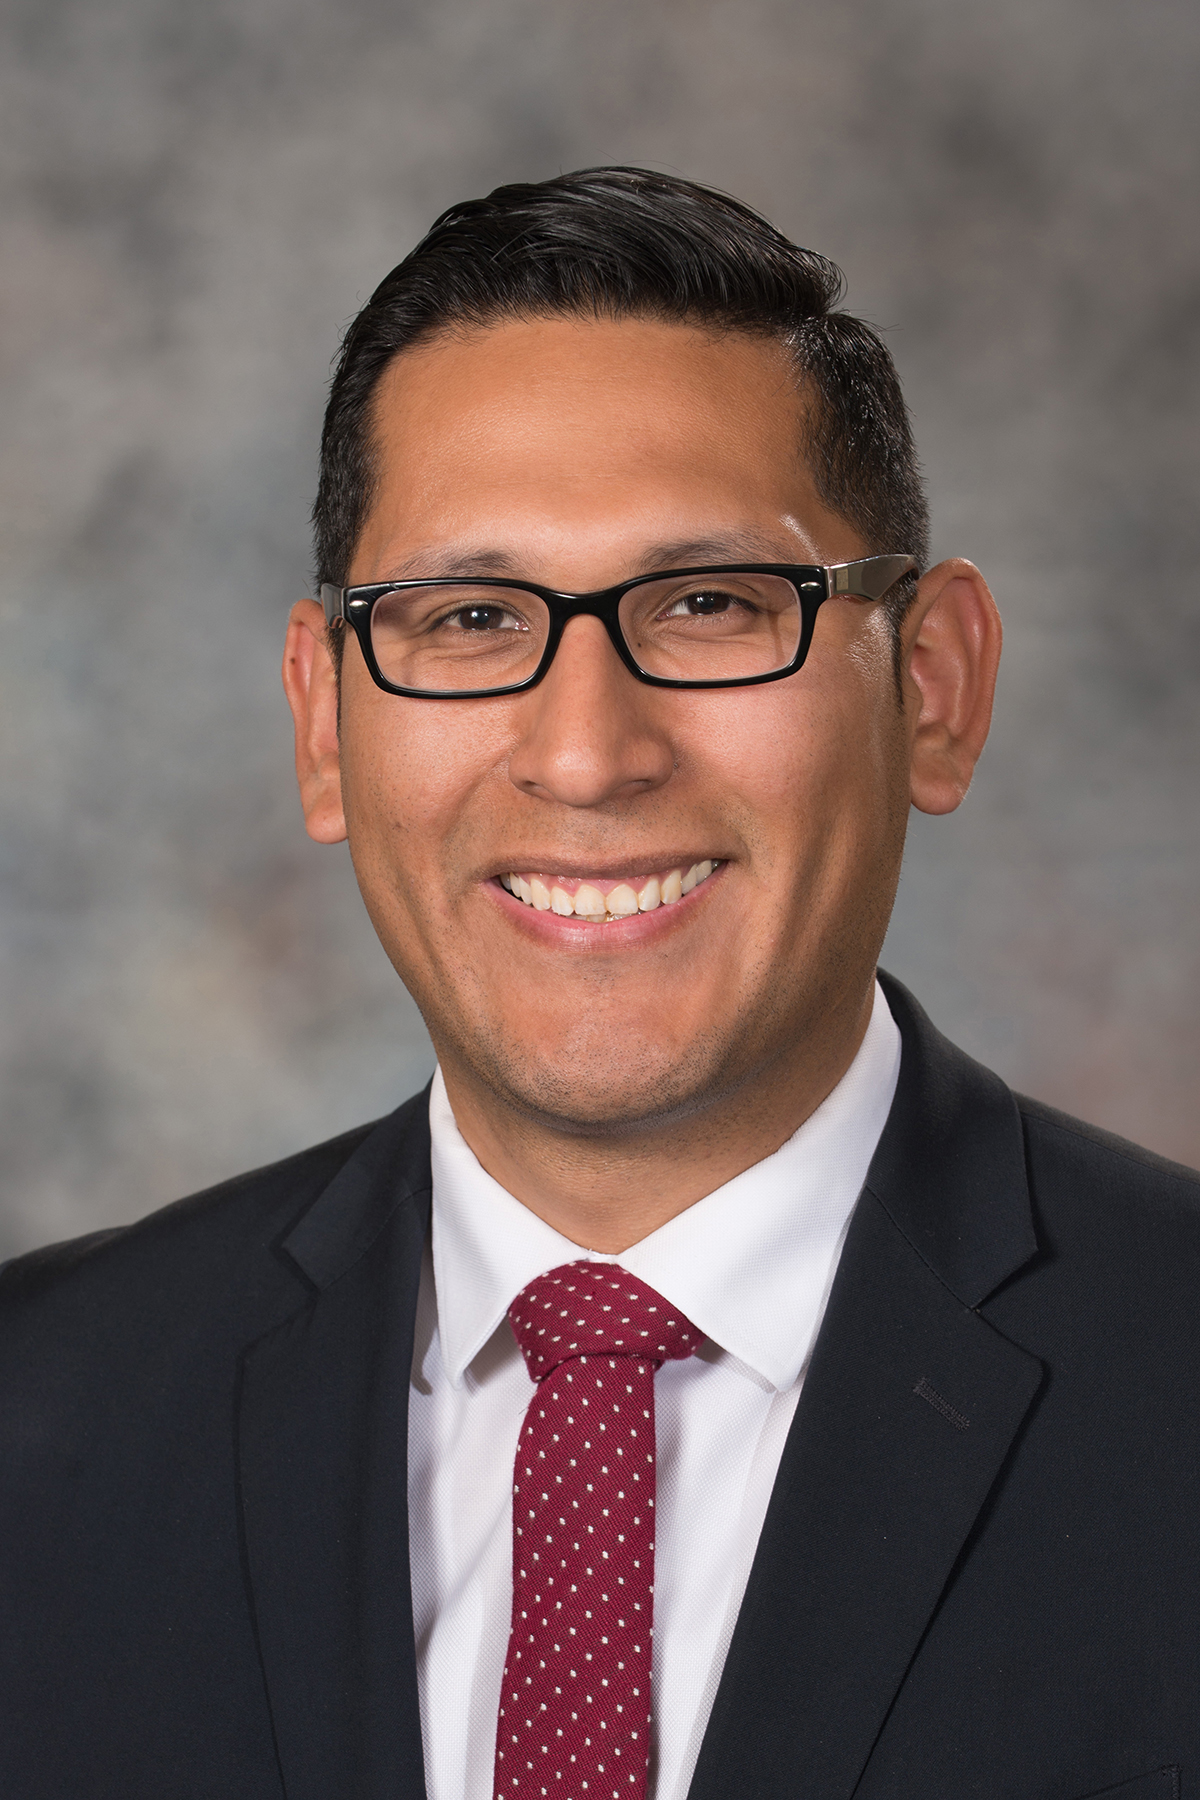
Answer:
[
  {"left": 320, "top": 583, "right": 346, "bottom": 626},
  {"left": 826, "top": 555, "right": 918, "bottom": 600}
]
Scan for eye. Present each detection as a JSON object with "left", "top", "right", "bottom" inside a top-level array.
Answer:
[
  {"left": 442, "top": 604, "right": 527, "bottom": 633},
  {"left": 659, "top": 588, "right": 752, "bottom": 619}
]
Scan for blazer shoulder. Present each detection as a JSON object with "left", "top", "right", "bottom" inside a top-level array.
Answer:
[
  {"left": 1016, "top": 1092, "right": 1200, "bottom": 1208},
  {"left": 0, "top": 1097, "right": 424, "bottom": 1321},
  {"left": 1014, "top": 1094, "right": 1200, "bottom": 1285}
]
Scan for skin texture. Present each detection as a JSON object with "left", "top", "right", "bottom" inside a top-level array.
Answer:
[{"left": 283, "top": 316, "right": 1001, "bottom": 1251}]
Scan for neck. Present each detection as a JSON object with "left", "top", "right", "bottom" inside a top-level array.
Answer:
[{"left": 437, "top": 982, "right": 877, "bottom": 1254}]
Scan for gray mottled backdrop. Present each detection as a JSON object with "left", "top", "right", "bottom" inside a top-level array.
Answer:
[{"left": 2, "top": 0, "right": 1198, "bottom": 1255}]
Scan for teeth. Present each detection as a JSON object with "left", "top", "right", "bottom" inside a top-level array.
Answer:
[
  {"left": 607, "top": 884, "right": 639, "bottom": 917},
  {"left": 503, "top": 861, "right": 718, "bottom": 919}
]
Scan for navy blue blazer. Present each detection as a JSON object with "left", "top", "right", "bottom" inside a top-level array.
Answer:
[{"left": 2, "top": 974, "right": 1198, "bottom": 1800}]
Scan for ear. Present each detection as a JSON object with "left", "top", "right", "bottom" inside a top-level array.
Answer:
[
  {"left": 903, "top": 558, "right": 1002, "bottom": 816},
  {"left": 281, "top": 600, "right": 347, "bottom": 844}
]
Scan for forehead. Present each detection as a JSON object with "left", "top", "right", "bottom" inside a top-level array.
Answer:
[{"left": 352, "top": 315, "right": 853, "bottom": 582}]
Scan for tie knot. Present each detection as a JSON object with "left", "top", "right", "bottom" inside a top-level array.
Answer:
[{"left": 508, "top": 1260, "right": 702, "bottom": 1381}]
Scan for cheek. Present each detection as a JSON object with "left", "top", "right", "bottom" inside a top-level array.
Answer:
[
  {"left": 692, "top": 658, "right": 895, "bottom": 857},
  {"left": 336, "top": 683, "right": 519, "bottom": 892},
  {"left": 796, "top": 622, "right": 905, "bottom": 805}
]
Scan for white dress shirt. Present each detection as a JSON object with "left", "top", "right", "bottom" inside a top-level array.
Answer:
[{"left": 408, "top": 979, "right": 901, "bottom": 1800}]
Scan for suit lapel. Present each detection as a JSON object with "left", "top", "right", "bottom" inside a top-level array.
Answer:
[
  {"left": 688, "top": 976, "right": 1045, "bottom": 1800},
  {"left": 237, "top": 1093, "right": 433, "bottom": 1800}
]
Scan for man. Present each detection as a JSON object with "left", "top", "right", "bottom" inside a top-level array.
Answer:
[{"left": 2, "top": 168, "right": 1197, "bottom": 1800}]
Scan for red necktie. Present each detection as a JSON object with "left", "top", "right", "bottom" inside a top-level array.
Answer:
[{"left": 494, "top": 1261, "right": 702, "bottom": 1800}]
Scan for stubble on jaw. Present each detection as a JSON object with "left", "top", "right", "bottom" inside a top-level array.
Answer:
[{"left": 400, "top": 806, "right": 906, "bottom": 1161}]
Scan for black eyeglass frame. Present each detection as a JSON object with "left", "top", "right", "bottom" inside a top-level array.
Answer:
[{"left": 320, "top": 554, "right": 918, "bottom": 699}]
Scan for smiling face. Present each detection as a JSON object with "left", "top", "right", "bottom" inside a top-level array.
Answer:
[{"left": 317, "top": 314, "right": 911, "bottom": 1144}]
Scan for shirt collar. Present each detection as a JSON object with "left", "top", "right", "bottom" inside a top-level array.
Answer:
[{"left": 429, "top": 979, "right": 900, "bottom": 1394}]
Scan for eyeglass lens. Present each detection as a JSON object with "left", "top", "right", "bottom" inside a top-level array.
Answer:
[{"left": 367, "top": 573, "right": 805, "bottom": 692}]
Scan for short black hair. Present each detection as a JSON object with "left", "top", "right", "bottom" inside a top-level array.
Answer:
[{"left": 313, "top": 166, "right": 928, "bottom": 634}]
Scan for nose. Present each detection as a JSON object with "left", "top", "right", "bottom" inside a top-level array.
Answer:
[{"left": 506, "top": 615, "right": 676, "bottom": 808}]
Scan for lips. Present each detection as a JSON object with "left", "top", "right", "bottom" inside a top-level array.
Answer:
[{"left": 499, "top": 861, "right": 719, "bottom": 921}]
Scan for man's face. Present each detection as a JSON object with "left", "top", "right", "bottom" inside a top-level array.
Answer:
[{"left": 331, "top": 316, "right": 911, "bottom": 1134}]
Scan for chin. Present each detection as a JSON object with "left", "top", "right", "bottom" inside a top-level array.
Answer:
[{"left": 469, "top": 1028, "right": 745, "bottom": 1139}]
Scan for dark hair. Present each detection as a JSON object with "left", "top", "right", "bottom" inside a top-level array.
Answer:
[{"left": 313, "top": 167, "right": 928, "bottom": 640}]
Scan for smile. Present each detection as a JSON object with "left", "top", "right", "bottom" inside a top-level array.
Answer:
[{"left": 499, "top": 861, "right": 719, "bottom": 922}]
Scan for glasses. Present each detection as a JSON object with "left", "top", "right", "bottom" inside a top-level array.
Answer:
[{"left": 320, "top": 555, "right": 917, "bottom": 698}]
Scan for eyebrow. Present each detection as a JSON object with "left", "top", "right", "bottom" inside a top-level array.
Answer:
[{"left": 376, "top": 531, "right": 801, "bottom": 585}]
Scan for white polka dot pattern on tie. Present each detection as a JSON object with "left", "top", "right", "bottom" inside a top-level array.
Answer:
[{"left": 494, "top": 1262, "right": 702, "bottom": 1800}]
